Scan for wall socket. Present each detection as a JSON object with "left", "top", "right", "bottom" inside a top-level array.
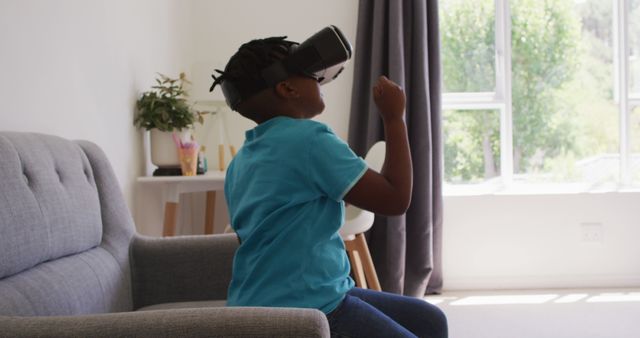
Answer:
[{"left": 580, "top": 222, "right": 604, "bottom": 243}]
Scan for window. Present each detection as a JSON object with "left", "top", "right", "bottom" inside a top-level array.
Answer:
[
  {"left": 631, "top": 106, "right": 640, "bottom": 182},
  {"left": 440, "top": 0, "right": 640, "bottom": 193}
]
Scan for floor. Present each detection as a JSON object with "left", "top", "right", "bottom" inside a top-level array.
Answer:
[{"left": 424, "top": 288, "right": 640, "bottom": 338}]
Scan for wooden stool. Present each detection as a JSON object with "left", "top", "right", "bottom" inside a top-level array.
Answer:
[{"left": 343, "top": 232, "right": 381, "bottom": 291}]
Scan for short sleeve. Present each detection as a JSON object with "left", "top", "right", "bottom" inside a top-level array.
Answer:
[{"left": 307, "top": 125, "right": 367, "bottom": 201}]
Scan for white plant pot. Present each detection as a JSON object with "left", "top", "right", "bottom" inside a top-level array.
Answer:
[{"left": 150, "top": 129, "right": 181, "bottom": 168}]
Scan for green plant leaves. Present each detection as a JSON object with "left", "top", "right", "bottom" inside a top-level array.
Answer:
[{"left": 133, "top": 73, "right": 200, "bottom": 132}]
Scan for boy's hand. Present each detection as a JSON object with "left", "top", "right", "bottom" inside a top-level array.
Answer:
[{"left": 373, "top": 76, "right": 406, "bottom": 122}]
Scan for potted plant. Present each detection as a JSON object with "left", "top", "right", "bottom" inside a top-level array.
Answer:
[{"left": 134, "top": 72, "right": 205, "bottom": 173}]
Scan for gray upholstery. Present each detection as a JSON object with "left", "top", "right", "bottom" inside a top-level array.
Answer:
[
  {"left": 0, "top": 134, "right": 103, "bottom": 280},
  {"left": 0, "top": 132, "right": 329, "bottom": 337},
  {"left": 1, "top": 307, "right": 330, "bottom": 338},
  {"left": 130, "top": 234, "right": 237, "bottom": 309}
]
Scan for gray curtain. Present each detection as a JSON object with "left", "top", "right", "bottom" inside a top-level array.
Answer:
[{"left": 347, "top": 0, "right": 443, "bottom": 296}]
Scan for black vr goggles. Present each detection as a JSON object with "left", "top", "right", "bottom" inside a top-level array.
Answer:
[{"left": 210, "top": 25, "right": 352, "bottom": 111}]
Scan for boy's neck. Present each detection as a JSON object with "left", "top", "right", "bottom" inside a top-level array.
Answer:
[{"left": 254, "top": 111, "right": 310, "bottom": 124}]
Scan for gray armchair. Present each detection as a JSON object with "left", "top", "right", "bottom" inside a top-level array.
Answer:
[{"left": 0, "top": 132, "right": 329, "bottom": 337}]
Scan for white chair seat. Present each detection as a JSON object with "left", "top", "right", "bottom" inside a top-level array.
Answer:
[{"left": 339, "top": 205, "right": 375, "bottom": 240}]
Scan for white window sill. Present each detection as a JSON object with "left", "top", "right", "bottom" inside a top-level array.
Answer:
[{"left": 444, "top": 179, "right": 640, "bottom": 197}]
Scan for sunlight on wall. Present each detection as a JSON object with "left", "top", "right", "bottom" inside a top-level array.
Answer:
[
  {"left": 587, "top": 293, "right": 640, "bottom": 303},
  {"left": 553, "top": 293, "right": 589, "bottom": 303},
  {"left": 450, "top": 294, "right": 558, "bottom": 305}
]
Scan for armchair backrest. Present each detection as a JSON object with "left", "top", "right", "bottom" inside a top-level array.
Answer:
[{"left": 0, "top": 132, "right": 135, "bottom": 316}]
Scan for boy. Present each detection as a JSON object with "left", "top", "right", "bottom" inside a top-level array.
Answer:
[{"left": 210, "top": 32, "right": 447, "bottom": 338}]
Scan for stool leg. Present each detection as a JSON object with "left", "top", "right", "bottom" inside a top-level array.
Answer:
[
  {"left": 355, "top": 233, "right": 381, "bottom": 291},
  {"left": 345, "top": 239, "right": 367, "bottom": 288}
]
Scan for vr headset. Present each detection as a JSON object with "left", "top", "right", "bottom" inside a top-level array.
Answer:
[{"left": 211, "top": 25, "right": 352, "bottom": 110}]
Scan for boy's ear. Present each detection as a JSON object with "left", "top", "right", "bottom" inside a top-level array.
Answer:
[{"left": 274, "top": 80, "right": 299, "bottom": 99}]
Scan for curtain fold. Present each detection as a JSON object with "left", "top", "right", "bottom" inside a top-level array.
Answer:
[{"left": 348, "top": 0, "right": 443, "bottom": 296}]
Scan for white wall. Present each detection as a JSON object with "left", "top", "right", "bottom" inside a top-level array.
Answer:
[
  {"left": 443, "top": 192, "right": 640, "bottom": 290},
  {"left": 0, "top": 0, "right": 192, "bottom": 207}
]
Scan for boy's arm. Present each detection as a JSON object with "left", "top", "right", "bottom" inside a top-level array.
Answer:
[{"left": 344, "top": 76, "right": 413, "bottom": 216}]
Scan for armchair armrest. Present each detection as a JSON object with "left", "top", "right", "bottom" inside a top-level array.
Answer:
[
  {"left": 130, "top": 233, "right": 239, "bottom": 309},
  {"left": 0, "top": 307, "right": 330, "bottom": 337}
]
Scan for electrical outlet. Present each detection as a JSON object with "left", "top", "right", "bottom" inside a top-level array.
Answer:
[{"left": 580, "top": 222, "right": 603, "bottom": 243}]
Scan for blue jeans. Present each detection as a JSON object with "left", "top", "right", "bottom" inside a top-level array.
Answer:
[{"left": 326, "top": 287, "right": 448, "bottom": 338}]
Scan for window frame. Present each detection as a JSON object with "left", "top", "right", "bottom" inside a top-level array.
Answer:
[{"left": 442, "top": 0, "right": 636, "bottom": 190}]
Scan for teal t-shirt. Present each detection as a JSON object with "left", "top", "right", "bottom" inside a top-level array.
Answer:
[{"left": 224, "top": 116, "right": 367, "bottom": 314}]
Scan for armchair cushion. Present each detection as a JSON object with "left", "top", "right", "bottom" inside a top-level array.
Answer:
[
  {"left": 0, "top": 245, "right": 131, "bottom": 316},
  {"left": 0, "top": 307, "right": 329, "bottom": 338},
  {"left": 0, "top": 133, "right": 102, "bottom": 279},
  {"left": 0, "top": 133, "right": 134, "bottom": 316},
  {"left": 131, "top": 233, "right": 238, "bottom": 309}
]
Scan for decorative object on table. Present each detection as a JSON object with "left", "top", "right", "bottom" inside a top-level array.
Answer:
[
  {"left": 173, "top": 134, "right": 199, "bottom": 176},
  {"left": 192, "top": 100, "right": 236, "bottom": 171},
  {"left": 215, "top": 109, "right": 236, "bottom": 171},
  {"left": 198, "top": 145, "right": 208, "bottom": 173},
  {"left": 133, "top": 72, "right": 206, "bottom": 176}
]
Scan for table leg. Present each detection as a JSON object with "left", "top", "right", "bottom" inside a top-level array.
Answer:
[
  {"left": 205, "top": 191, "right": 216, "bottom": 234},
  {"left": 162, "top": 202, "right": 179, "bottom": 237}
]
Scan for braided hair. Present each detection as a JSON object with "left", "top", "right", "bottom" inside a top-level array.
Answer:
[{"left": 210, "top": 37, "right": 297, "bottom": 114}]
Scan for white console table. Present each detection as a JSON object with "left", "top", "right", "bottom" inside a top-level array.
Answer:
[{"left": 137, "top": 171, "right": 226, "bottom": 236}]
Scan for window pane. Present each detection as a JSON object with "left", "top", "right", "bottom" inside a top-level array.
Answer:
[
  {"left": 443, "top": 109, "right": 501, "bottom": 185},
  {"left": 630, "top": 0, "right": 640, "bottom": 95},
  {"left": 631, "top": 106, "right": 640, "bottom": 184},
  {"left": 440, "top": 0, "right": 496, "bottom": 93},
  {"left": 510, "top": 0, "right": 619, "bottom": 188}
]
